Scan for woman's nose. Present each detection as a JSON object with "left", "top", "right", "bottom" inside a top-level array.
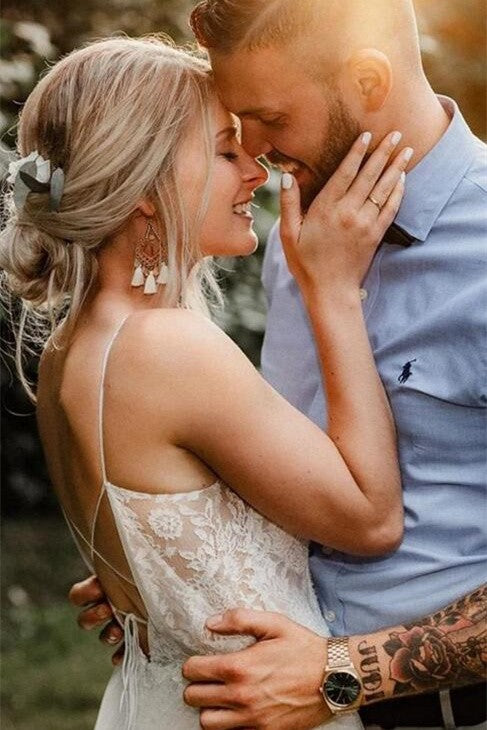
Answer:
[{"left": 243, "top": 156, "right": 270, "bottom": 190}]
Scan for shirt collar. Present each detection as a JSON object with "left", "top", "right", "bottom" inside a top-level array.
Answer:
[{"left": 395, "top": 96, "right": 479, "bottom": 242}]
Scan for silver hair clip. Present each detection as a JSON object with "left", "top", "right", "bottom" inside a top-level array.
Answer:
[{"left": 7, "top": 150, "right": 65, "bottom": 212}]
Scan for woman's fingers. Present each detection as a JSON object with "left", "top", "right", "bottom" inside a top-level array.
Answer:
[
  {"left": 378, "top": 174, "right": 406, "bottom": 228},
  {"left": 366, "top": 146, "right": 413, "bottom": 213},
  {"left": 322, "top": 131, "right": 372, "bottom": 201},
  {"left": 348, "top": 130, "right": 403, "bottom": 205},
  {"left": 279, "top": 172, "right": 302, "bottom": 245}
]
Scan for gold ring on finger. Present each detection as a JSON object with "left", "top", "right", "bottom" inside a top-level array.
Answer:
[{"left": 367, "top": 195, "right": 383, "bottom": 211}]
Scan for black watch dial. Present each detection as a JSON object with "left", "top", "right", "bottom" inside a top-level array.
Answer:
[{"left": 325, "top": 671, "right": 361, "bottom": 706}]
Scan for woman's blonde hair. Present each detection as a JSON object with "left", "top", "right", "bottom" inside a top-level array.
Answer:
[{"left": 0, "top": 35, "right": 222, "bottom": 400}]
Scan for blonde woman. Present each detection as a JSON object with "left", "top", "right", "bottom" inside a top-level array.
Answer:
[{"left": 1, "top": 37, "right": 409, "bottom": 729}]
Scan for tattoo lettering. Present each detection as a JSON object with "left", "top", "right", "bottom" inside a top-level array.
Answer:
[
  {"left": 385, "top": 584, "right": 487, "bottom": 696},
  {"left": 358, "top": 640, "right": 385, "bottom": 702}
]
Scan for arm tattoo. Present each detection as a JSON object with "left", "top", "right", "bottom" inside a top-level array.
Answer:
[
  {"left": 358, "top": 640, "right": 386, "bottom": 702},
  {"left": 356, "top": 585, "right": 486, "bottom": 703},
  {"left": 385, "top": 584, "right": 487, "bottom": 696}
]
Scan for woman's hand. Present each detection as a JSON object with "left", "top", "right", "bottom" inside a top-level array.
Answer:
[{"left": 280, "top": 131, "right": 412, "bottom": 295}]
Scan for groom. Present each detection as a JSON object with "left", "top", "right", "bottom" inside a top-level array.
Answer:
[{"left": 71, "top": 1, "right": 486, "bottom": 727}]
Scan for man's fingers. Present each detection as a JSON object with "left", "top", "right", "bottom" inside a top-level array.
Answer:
[
  {"left": 348, "top": 130, "right": 403, "bottom": 204},
  {"left": 199, "top": 708, "right": 244, "bottom": 730},
  {"left": 206, "top": 607, "right": 288, "bottom": 640},
  {"left": 184, "top": 682, "right": 236, "bottom": 709},
  {"left": 77, "top": 600, "right": 113, "bottom": 630},
  {"left": 183, "top": 653, "right": 235, "bottom": 682},
  {"left": 279, "top": 173, "right": 302, "bottom": 245},
  {"left": 68, "top": 575, "right": 105, "bottom": 607}
]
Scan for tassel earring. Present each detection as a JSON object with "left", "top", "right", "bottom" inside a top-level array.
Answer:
[{"left": 131, "top": 220, "right": 168, "bottom": 295}]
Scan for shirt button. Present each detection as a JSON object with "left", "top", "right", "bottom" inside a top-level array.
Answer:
[
  {"left": 324, "top": 610, "right": 336, "bottom": 623},
  {"left": 359, "top": 288, "right": 368, "bottom": 301}
]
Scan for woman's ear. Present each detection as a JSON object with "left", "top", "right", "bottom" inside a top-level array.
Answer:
[
  {"left": 347, "top": 49, "right": 393, "bottom": 112},
  {"left": 135, "top": 198, "right": 156, "bottom": 217}
]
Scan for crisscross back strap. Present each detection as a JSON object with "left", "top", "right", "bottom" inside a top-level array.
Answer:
[
  {"left": 61, "top": 315, "right": 133, "bottom": 585},
  {"left": 61, "top": 504, "right": 136, "bottom": 586}
]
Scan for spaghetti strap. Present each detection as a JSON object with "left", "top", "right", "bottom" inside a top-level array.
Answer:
[
  {"left": 98, "top": 315, "right": 131, "bottom": 487},
  {"left": 60, "top": 315, "right": 135, "bottom": 587},
  {"left": 87, "top": 314, "right": 131, "bottom": 563}
]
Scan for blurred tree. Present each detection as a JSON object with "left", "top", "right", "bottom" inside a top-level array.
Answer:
[
  {"left": 416, "top": 0, "right": 486, "bottom": 138},
  {"left": 0, "top": 0, "right": 485, "bottom": 515}
]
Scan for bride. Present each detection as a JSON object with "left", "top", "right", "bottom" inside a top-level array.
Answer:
[{"left": 1, "top": 36, "right": 409, "bottom": 729}]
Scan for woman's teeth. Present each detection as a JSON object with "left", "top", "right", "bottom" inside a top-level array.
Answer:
[{"left": 233, "top": 202, "right": 252, "bottom": 216}]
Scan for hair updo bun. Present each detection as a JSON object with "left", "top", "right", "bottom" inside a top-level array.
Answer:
[{"left": 0, "top": 214, "right": 92, "bottom": 310}]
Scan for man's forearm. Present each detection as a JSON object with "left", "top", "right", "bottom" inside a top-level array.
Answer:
[{"left": 349, "top": 583, "right": 486, "bottom": 705}]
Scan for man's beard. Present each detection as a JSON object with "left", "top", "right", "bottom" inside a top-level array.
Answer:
[
  {"left": 301, "top": 94, "right": 361, "bottom": 210},
  {"left": 267, "top": 93, "right": 361, "bottom": 212}
]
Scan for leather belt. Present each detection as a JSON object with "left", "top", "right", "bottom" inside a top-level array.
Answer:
[{"left": 359, "top": 682, "right": 486, "bottom": 728}]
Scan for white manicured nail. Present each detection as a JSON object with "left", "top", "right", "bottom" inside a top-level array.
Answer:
[
  {"left": 206, "top": 614, "right": 223, "bottom": 628},
  {"left": 390, "top": 131, "right": 402, "bottom": 146},
  {"left": 361, "top": 131, "right": 372, "bottom": 146},
  {"left": 281, "top": 173, "right": 294, "bottom": 190},
  {"left": 402, "top": 147, "right": 414, "bottom": 162},
  {"left": 400, "top": 171, "right": 406, "bottom": 183}
]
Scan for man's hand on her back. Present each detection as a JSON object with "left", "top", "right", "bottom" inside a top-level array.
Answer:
[{"left": 69, "top": 575, "right": 125, "bottom": 665}]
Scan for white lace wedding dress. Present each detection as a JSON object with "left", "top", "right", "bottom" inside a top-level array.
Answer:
[{"left": 63, "top": 318, "right": 363, "bottom": 730}]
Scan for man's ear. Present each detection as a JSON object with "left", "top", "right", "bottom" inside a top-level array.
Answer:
[{"left": 347, "top": 49, "right": 393, "bottom": 112}]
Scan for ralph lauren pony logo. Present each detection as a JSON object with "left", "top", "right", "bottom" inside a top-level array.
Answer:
[{"left": 398, "top": 359, "right": 417, "bottom": 384}]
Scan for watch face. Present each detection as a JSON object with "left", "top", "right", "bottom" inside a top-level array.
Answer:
[{"left": 325, "top": 671, "right": 361, "bottom": 707}]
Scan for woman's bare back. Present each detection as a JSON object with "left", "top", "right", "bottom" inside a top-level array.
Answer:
[{"left": 36, "top": 308, "right": 219, "bottom": 628}]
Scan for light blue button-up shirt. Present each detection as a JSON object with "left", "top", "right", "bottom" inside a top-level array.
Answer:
[{"left": 261, "top": 97, "right": 487, "bottom": 635}]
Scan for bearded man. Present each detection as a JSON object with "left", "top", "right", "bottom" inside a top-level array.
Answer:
[{"left": 71, "top": 2, "right": 486, "bottom": 728}]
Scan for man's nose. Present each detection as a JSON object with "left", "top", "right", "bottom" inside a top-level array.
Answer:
[{"left": 240, "top": 123, "right": 272, "bottom": 159}]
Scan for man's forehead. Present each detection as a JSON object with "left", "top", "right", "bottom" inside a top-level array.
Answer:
[
  {"left": 210, "top": 46, "right": 304, "bottom": 109},
  {"left": 214, "top": 82, "right": 285, "bottom": 117}
]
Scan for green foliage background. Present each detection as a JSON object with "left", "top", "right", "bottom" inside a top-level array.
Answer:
[{"left": 0, "top": 2, "right": 485, "bottom": 728}]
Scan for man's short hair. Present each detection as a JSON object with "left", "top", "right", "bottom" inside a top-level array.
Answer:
[
  {"left": 190, "top": 0, "right": 347, "bottom": 54},
  {"left": 190, "top": 0, "right": 419, "bottom": 72}
]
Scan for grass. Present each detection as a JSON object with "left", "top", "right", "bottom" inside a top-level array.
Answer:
[{"left": 1, "top": 516, "right": 112, "bottom": 730}]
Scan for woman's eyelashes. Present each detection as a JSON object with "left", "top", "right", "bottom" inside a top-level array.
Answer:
[{"left": 221, "top": 151, "right": 239, "bottom": 161}]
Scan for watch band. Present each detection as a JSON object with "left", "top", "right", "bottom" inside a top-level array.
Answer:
[
  {"left": 327, "top": 637, "right": 352, "bottom": 669},
  {"left": 321, "top": 637, "right": 363, "bottom": 714}
]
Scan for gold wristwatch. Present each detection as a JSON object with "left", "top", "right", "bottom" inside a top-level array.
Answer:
[{"left": 320, "top": 637, "right": 363, "bottom": 714}]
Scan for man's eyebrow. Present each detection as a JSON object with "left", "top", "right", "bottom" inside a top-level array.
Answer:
[
  {"left": 237, "top": 108, "right": 278, "bottom": 118},
  {"left": 216, "top": 125, "right": 238, "bottom": 139}
]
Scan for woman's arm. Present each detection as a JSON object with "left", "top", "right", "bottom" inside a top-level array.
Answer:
[{"left": 140, "top": 132, "right": 409, "bottom": 555}]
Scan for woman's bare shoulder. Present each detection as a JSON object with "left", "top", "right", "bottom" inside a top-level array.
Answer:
[{"left": 119, "top": 308, "right": 246, "bottom": 381}]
